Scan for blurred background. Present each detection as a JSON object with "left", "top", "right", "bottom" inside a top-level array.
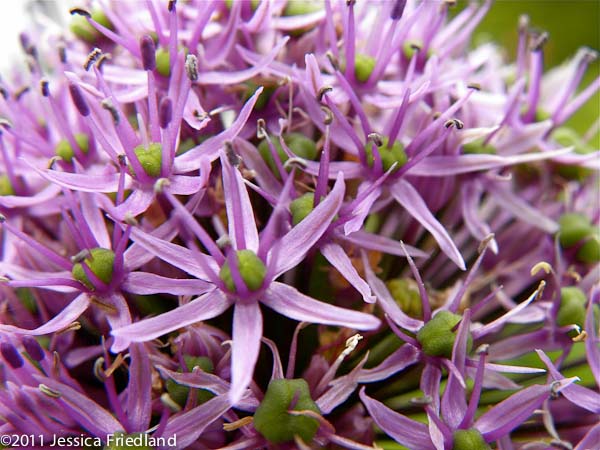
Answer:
[{"left": 0, "top": 0, "right": 598, "bottom": 142}]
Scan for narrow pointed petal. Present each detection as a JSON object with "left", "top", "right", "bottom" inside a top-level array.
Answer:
[
  {"left": 320, "top": 242, "right": 375, "bottom": 303},
  {"left": 263, "top": 282, "right": 380, "bottom": 330},
  {"left": 360, "top": 388, "right": 434, "bottom": 450},
  {"left": 341, "top": 231, "right": 429, "bottom": 258},
  {"left": 271, "top": 172, "right": 345, "bottom": 277},
  {"left": 109, "top": 188, "right": 155, "bottom": 221},
  {"left": 229, "top": 301, "right": 263, "bottom": 405},
  {"left": 358, "top": 344, "right": 420, "bottom": 382},
  {"left": 475, "top": 378, "right": 578, "bottom": 442},
  {"left": 126, "top": 343, "right": 152, "bottom": 431},
  {"left": 110, "top": 290, "right": 231, "bottom": 352},
  {"left": 391, "top": 179, "right": 465, "bottom": 269},
  {"left": 220, "top": 154, "right": 259, "bottom": 252},
  {"left": 160, "top": 394, "right": 231, "bottom": 448},
  {"left": 123, "top": 272, "right": 213, "bottom": 295},
  {"left": 168, "top": 175, "right": 208, "bottom": 195},
  {"left": 32, "top": 375, "right": 122, "bottom": 436},
  {"left": 0, "top": 293, "right": 89, "bottom": 335}
]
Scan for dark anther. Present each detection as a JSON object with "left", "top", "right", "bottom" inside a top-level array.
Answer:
[
  {"left": 443, "top": 0, "right": 457, "bottom": 5},
  {"left": 185, "top": 54, "right": 199, "bottom": 81},
  {"left": 101, "top": 99, "right": 120, "bottom": 124},
  {"left": 256, "top": 118, "right": 267, "bottom": 139},
  {"left": 0, "top": 87, "right": 8, "bottom": 100},
  {"left": 225, "top": 142, "right": 241, "bottom": 167},
  {"left": 84, "top": 48, "right": 102, "bottom": 71},
  {"left": 317, "top": 86, "right": 333, "bottom": 103},
  {"left": 19, "top": 33, "right": 30, "bottom": 53},
  {"left": 368, "top": 132, "right": 384, "bottom": 147},
  {"left": 118, "top": 154, "right": 127, "bottom": 166},
  {"left": 445, "top": 118, "right": 464, "bottom": 129},
  {"left": 476, "top": 343, "right": 490, "bottom": 355},
  {"left": 69, "top": 84, "right": 91, "bottom": 117},
  {"left": 14, "top": 86, "right": 30, "bottom": 101},
  {"left": 168, "top": 0, "right": 176, "bottom": 12},
  {"left": 519, "top": 15, "right": 529, "bottom": 33},
  {"left": 96, "top": 53, "right": 111, "bottom": 71},
  {"left": 0, "top": 342, "right": 24, "bottom": 369},
  {"left": 346, "top": 0, "right": 356, "bottom": 6},
  {"left": 0, "top": 213, "right": 6, "bottom": 222},
  {"left": 40, "top": 79, "right": 50, "bottom": 97},
  {"left": 467, "top": 82, "right": 481, "bottom": 91},
  {"left": 581, "top": 47, "right": 598, "bottom": 64},
  {"left": 159, "top": 97, "right": 173, "bottom": 129},
  {"left": 530, "top": 31, "right": 549, "bottom": 52},
  {"left": 325, "top": 51, "right": 340, "bottom": 71},
  {"left": 22, "top": 336, "right": 45, "bottom": 362},
  {"left": 410, "top": 42, "right": 422, "bottom": 51},
  {"left": 69, "top": 7, "right": 91, "bottom": 17},
  {"left": 390, "top": 0, "right": 406, "bottom": 20},
  {"left": 410, "top": 395, "right": 433, "bottom": 406},
  {"left": 140, "top": 35, "right": 156, "bottom": 71},
  {"left": 70, "top": 249, "right": 91, "bottom": 264},
  {"left": 58, "top": 45, "right": 67, "bottom": 63},
  {"left": 550, "top": 440, "right": 573, "bottom": 450},
  {"left": 320, "top": 105, "right": 333, "bottom": 125},
  {"left": 0, "top": 118, "right": 12, "bottom": 129}
]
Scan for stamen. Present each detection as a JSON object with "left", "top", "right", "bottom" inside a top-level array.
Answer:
[
  {"left": 69, "top": 84, "right": 90, "bottom": 116},
  {"left": 58, "top": 44, "right": 67, "bottom": 63},
  {"left": 96, "top": 53, "right": 111, "bottom": 70},
  {"left": 168, "top": 0, "right": 176, "bottom": 12},
  {"left": 84, "top": 47, "right": 102, "bottom": 71},
  {"left": 140, "top": 35, "right": 156, "bottom": 71},
  {"left": 410, "top": 395, "right": 433, "bottom": 406},
  {"left": 158, "top": 97, "right": 173, "bottom": 129},
  {"left": 467, "top": 82, "right": 481, "bottom": 91},
  {"left": 225, "top": 142, "right": 241, "bottom": 167},
  {"left": 101, "top": 98, "right": 120, "bottom": 124},
  {"left": 40, "top": 79, "right": 49, "bottom": 97},
  {"left": 445, "top": 118, "right": 464, "bottom": 129},
  {"left": 0, "top": 342, "right": 24, "bottom": 368},
  {"left": 70, "top": 249, "right": 91, "bottom": 264},
  {"left": 223, "top": 416, "right": 253, "bottom": 431},
  {"left": 58, "top": 322, "right": 82, "bottom": 334},
  {"left": 320, "top": 105, "right": 333, "bottom": 125},
  {"left": 256, "top": 118, "right": 267, "bottom": 139},
  {"left": 530, "top": 261, "right": 552, "bottom": 276},
  {"left": 530, "top": 31, "right": 549, "bottom": 52},
  {"left": 185, "top": 54, "right": 198, "bottom": 81},
  {"left": 39, "top": 384, "right": 61, "bottom": 398},
  {"left": 317, "top": 85, "right": 333, "bottom": 102},
  {"left": 325, "top": 51, "right": 340, "bottom": 71},
  {"left": 93, "top": 357, "right": 106, "bottom": 381},
  {"left": 367, "top": 132, "right": 384, "bottom": 147},
  {"left": 154, "top": 178, "right": 171, "bottom": 194},
  {"left": 14, "top": 86, "right": 30, "bottom": 101},
  {"left": 69, "top": 7, "right": 91, "bottom": 17},
  {"left": 22, "top": 336, "right": 45, "bottom": 361},
  {"left": 160, "top": 393, "right": 182, "bottom": 412}
]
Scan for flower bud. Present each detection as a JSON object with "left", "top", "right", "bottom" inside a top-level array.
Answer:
[
  {"left": 453, "top": 429, "right": 491, "bottom": 450},
  {"left": 219, "top": 250, "right": 267, "bottom": 293},
  {"left": 253, "top": 378, "right": 320, "bottom": 444},
  {"left": 416, "top": 311, "right": 472, "bottom": 358},
  {"left": 557, "top": 287, "right": 587, "bottom": 328},
  {"left": 72, "top": 248, "right": 115, "bottom": 290},
  {"left": 132, "top": 143, "right": 163, "bottom": 178},
  {"left": 290, "top": 193, "right": 315, "bottom": 226}
]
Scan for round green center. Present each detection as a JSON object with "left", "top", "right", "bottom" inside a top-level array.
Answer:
[
  {"left": 552, "top": 127, "right": 595, "bottom": 180},
  {"left": 257, "top": 133, "right": 318, "bottom": 175},
  {"left": 55, "top": 133, "right": 90, "bottom": 163},
  {"left": 462, "top": 137, "right": 497, "bottom": 155},
  {"left": 354, "top": 53, "right": 376, "bottom": 83},
  {"left": 131, "top": 143, "right": 163, "bottom": 178},
  {"left": 253, "top": 378, "right": 320, "bottom": 444},
  {"left": 417, "top": 311, "right": 472, "bottom": 358},
  {"left": 290, "top": 193, "right": 315, "bottom": 226},
  {"left": 72, "top": 248, "right": 115, "bottom": 290},
  {"left": 365, "top": 136, "right": 407, "bottom": 172},
  {"left": 166, "top": 355, "right": 214, "bottom": 407},
  {"left": 155, "top": 48, "right": 170, "bottom": 77},
  {"left": 71, "top": 9, "right": 113, "bottom": 43},
  {"left": 387, "top": 278, "right": 422, "bottom": 319},
  {"left": 557, "top": 213, "right": 599, "bottom": 263},
  {"left": 557, "top": 287, "right": 587, "bottom": 328},
  {"left": 0, "top": 175, "right": 15, "bottom": 196},
  {"left": 452, "top": 429, "right": 491, "bottom": 450},
  {"left": 219, "top": 250, "right": 267, "bottom": 293}
]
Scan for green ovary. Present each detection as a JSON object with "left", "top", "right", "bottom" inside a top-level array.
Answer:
[
  {"left": 452, "top": 429, "right": 491, "bottom": 450},
  {"left": 55, "top": 133, "right": 90, "bottom": 163},
  {"left": 72, "top": 248, "right": 115, "bottom": 290},
  {"left": 131, "top": 143, "right": 163, "bottom": 178},
  {"left": 253, "top": 378, "right": 320, "bottom": 444},
  {"left": 417, "top": 311, "right": 472, "bottom": 358},
  {"left": 219, "top": 250, "right": 267, "bottom": 293},
  {"left": 290, "top": 193, "right": 315, "bottom": 226},
  {"left": 257, "top": 133, "right": 318, "bottom": 175},
  {"left": 0, "top": 175, "right": 15, "bottom": 196},
  {"left": 365, "top": 136, "right": 407, "bottom": 172}
]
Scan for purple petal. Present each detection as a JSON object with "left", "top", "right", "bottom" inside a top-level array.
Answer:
[
  {"left": 0, "top": 184, "right": 61, "bottom": 208},
  {"left": 390, "top": 179, "right": 465, "bottom": 269},
  {"left": 317, "top": 354, "right": 368, "bottom": 414},
  {"left": 220, "top": 154, "right": 259, "bottom": 252},
  {"left": 110, "top": 290, "right": 231, "bottom": 352},
  {"left": 174, "top": 88, "right": 264, "bottom": 172},
  {"left": 80, "top": 191, "right": 111, "bottom": 249},
  {"left": 360, "top": 388, "right": 434, "bottom": 450},
  {"left": 475, "top": 378, "right": 578, "bottom": 442},
  {"left": 536, "top": 350, "right": 600, "bottom": 413},
  {"left": 32, "top": 375, "right": 122, "bottom": 436},
  {"left": 31, "top": 166, "right": 123, "bottom": 192},
  {"left": 343, "top": 185, "right": 382, "bottom": 235},
  {"left": 271, "top": 172, "right": 345, "bottom": 277},
  {"left": 123, "top": 272, "right": 213, "bottom": 295},
  {"left": 341, "top": 230, "right": 429, "bottom": 258},
  {"left": 160, "top": 394, "right": 231, "bottom": 448},
  {"left": 575, "top": 422, "right": 600, "bottom": 450},
  {"left": 229, "top": 301, "right": 263, "bottom": 405},
  {"left": 0, "top": 293, "right": 89, "bottom": 335},
  {"left": 320, "top": 242, "right": 375, "bottom": 303},
  {"left": 109, "top": 188, "right": 155, "bottom": 221},
  {"left": 263, "top": 282, "right": 380, "bottom": 330},
  {"left": 362, "top": 255, "right": 423, "bottom": 332},
  {"left": 168, "top": 175, "right": 208, "bottom": 195},
  {"left": 126, "top": 343, "right": 152, "bottom": 431},
  {"left": 358, "top": 344, "right": 420, "bottom": 383},
  {"left": 129, "top": 227, "right": 219, "bottom": 279}
]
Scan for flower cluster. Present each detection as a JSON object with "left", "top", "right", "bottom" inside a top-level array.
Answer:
[{"left": 0, "top": 1, "right": 598, "bottom": 449}]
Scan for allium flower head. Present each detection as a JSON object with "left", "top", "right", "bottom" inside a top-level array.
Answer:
[{"left": 0, "top": 0, "right": 598, "bottom": 448}]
